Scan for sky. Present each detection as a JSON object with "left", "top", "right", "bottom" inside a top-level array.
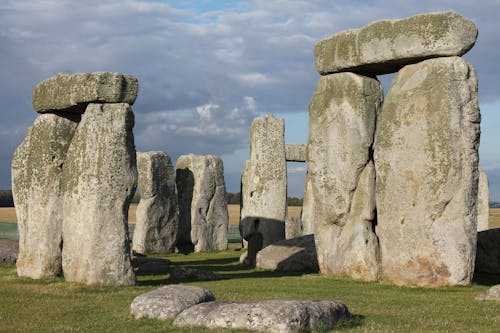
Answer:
[{"left": 0, "top": 0, "right": 499, "bottom": 199}]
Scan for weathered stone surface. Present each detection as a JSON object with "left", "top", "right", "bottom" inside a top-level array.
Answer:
[
  {"left": 131, "top": 285, "right": 215, "bottom": 320},
  {"left": 306, "top": 73, "right": 382, "bottom": 281},
  {"left": 132, "top": 255, "right": 171, "bottom": 275},
  {"left": 477, "top": 169, "right": 490, "bottom": 232},
  {"left": 32, "top": 72, "right": 138, "bottom": 113},
  {"left": 256, "top": 234, "right": 318, "bottom": 272},
  {"left": 315, "top": 11, "right": 478, "bottom": 76},
  {"left": 374, "top": 57, "right": 480, "bottom": 286},
  {"left": 176, "top": 154, "right": 228, "bottom": 253},
  {"left": 12, "top": 113, "right": 78, "bottom": 278},
  {"left": 285, "top": 217, "right": 303, "bottom": 240},
  {"left": 170, "top": 266, "right": 225, "bottom": 281},
  {"left": 174, "top": 299, "right": 351, "bottom": 333},
  {"left": 285, "top": 144, "right": 306, "bottom": 162},
  {"left": 240, "top": 114, "right": 286, "bottom": 265},
  {"left": 301, "top": 175, "right": 315, "bottom": 236},
  {"left": 0, "top": 240, "right": 18, "bottom": 264},
  {"left": 475, "top": 285, "right": 500, "bottom": 302},
  {"left": 61, "top": 103, "right": 137, "bottom": 286},
  {"left": 475, "top": 228, "right": 500, "bottom": 274},
  {"left": 133, "top": 151, "right": 178, "bottom": 254}
]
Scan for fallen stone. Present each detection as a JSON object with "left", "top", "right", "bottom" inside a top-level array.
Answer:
[
  {"left": 374, "top": 57, "right": 480, "bottom": 286},
  {"left": 132, "top": 256, "right": 171, "bottom": 275},
  {"left": 256, "top": 234, "right": 318, "bottom": 272},
  {"left": 477, "top": 169, "right": 490, "bottom": 232},
  {"left": 0, "top": 240, "right": 18, "bottom": 264},
  {"left": 315, "top": 11, "right": 478, "bottom": 75},
  {"left": 306, "top": 72, "right": 382, "bottom": 281},
  {"left": 32, "top": 72, "right": 138, "bottom": 113},
  {"left": 173, "top": 299, "right": 351, "bottom": 333},
  {"left": 176, "top": 154, "right": 229, "bottom": 253},
  {"left": 12, "top": 113, "right": 79, "bottom": 278},
  {"left": 61, "top": 103, "right": 137, "bottom": 286},
  {"left": 131, "top": 285, "right": 215, "bottom": 320},
  {"left": 285, "top": 144, "right": 306, "bottom": 162},
  {"left": 475, "top": 285, "right": 500, "bottom": 302},
  {"left": 133, "top": 151, "right": 178, "bottom": 254},
  {"left": 475, "top": 228, "right": 500, "bottom": 274},
  {"left": 170, "top": 266, "right": 225, "bottom": 281}
]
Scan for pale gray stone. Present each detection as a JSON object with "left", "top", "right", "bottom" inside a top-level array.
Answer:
[
  {"left": 256, "top": 234, "right": 318, "bottom": 272},
  {"left": 173, "top": 299, "right": 351, "bottom": 333},
  {"left": 285, "top": 217, "right": 303, "bottom": 240},
  {"left": 131, "top": 285, "right": 215, "bottom": 320},
  {"left": 306, "top": 73, "right": 382, "bottom": 281},
  {"left": 61, "top": 103, "right": 137, "bottom": 286},
  {"left": 477, "top": 169, "right": 490, "bottom": 232},
  {"left": 32, "top": 72, "right": 138, "bottom": 113},
  {"left": 176, "top": 154, "right": 229, "bottom": 253},
  {"left": 170, "top": 266, "right": 225, "bottom": 281},
  {"left": 475, "top": 285, "right": 500, "bottom": 302},
  {"left": 133, "top": 151, "right": 178, "bottom": 254},
  {"left": 12, "top": 113, "right": 78, "bottom": 279},
  {"left": 0, "top": 240, "right": 18, "bottom": 264},
  {"left": 301, "top": 175, "right": 315, "bottom": 236},
  {"left": 315, "top": 11, "right": 478, "bottom": 75},
  {"left": 285, "top": 144, "right": 306, "bottom": 162},
  {"left": 475, "top": 228, "right": 500, "bottom": 274},
  {"left": 374, "top": 57, "right": 480, "bottom": 286},
  {"left": 240, "top": 114, "right": 286, "bottom": 265}
]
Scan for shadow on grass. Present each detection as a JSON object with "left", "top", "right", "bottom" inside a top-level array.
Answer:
[{"left": 472, "top": 272, "right": 500, "bottom": 286}]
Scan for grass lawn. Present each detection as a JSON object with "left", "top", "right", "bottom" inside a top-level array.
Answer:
[{"left": 0, "top": 245, "right": 499, "bottom": 333}]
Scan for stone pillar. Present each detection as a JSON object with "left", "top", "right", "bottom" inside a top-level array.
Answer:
[
  {"left": 477, "top": 169, "right": 490, "bottom": 232},
  {"left": 133, "top": 151, "right": 178, "bottom": 254}
]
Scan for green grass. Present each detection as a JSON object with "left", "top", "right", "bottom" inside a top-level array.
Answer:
[{"left": 0, "top": 246, "right": 499, "bottom": 332}]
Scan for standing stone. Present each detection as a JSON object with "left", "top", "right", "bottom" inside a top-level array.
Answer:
[
  {"left": 61, "top": 103, "right": 137, "bottom": 286},
  {"left": 300, "top": 175, "right": 315, "bottom": 236},
  {"left": 240, "top": 115, "right": 286, "bottom": 265},
  {"left": 315, "top": 11, "right": 478, "bottom": 76},
  {"left": 477, "top": 169, "right": 490, "bottom": 232},
  {"left": 306, "top": 72, "right": 382, "bottom": 281},
  {"left": 12, "top": 113, "right": 79, "bottom": 279},
  {"left": 133, "top": 151, "right": 178, "bottom": 254},
  {"left": 374, "top": 57, "right": 480, "bottom": 286},
  {"left": 176, "top": 154, "right": 228, "bottom": 253}
]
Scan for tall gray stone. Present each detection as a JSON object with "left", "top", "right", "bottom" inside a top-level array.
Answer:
[
  {"left": 12, "top": 114, "right": 78, "bottom": 279},
  {"left": 61, "top": 103, "right": 137, "bottom": 286},
  {"left": 133, "top": 151, "right": 178, "bottom": 254},
  {"left": 477, "top": 169, "right": 489, "bottom": 232},
  {"left": 374, "top": 57, "right": 480, "bottom": 286},
  {"left": 315, "top": 11, "right": 478, "bottom": 75},
  {"left": 32, "top": 72, "right": 138, "bottom": 113},
  {"left": 301, "top": 175, "right": 315, "bottom": 236},
  {"left": 240, "top": 114, "right": 286, "bottom": 265},
  {"left": 306, "top": 72, "right": 382, "bottom": 281},
  {"left": 176, "top": 154, "right": 228, "bottom": 253}
]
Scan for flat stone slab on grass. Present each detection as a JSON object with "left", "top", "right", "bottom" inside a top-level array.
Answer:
[
  {"left": 475, "top": 285, "right": 500, "bottom": 302},
  {"left": 32, "top": 72, "right": 138, "bottom": 113},
  {"left": 170, "top": 266, "right": 225, "bottom": 281},
  {"left": 315, "top": 11, "right": 477, "bottom": 75},
  {"left": 0, "top": 240, "right": 18, "bottom": 264},
  {"left": 131, "top": 285, "right": 215, "bottom": 320},
  {"left": 174, "top": 299, "right": 351, "bottom": 333}
]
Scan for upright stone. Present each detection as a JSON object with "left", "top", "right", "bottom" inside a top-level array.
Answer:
[
  {"left": 12, "top": 114, "right": 78, "bottom": 279},
  {"left": 240, "top": 115, "right": 286, "bottom": 265},
  {"left": 32, "top": 72, "right": 138, "bottom": 113},
  {"left": 306, "top": 72, "right": 382, "bottom": 281},
  {"left": 315, "top": 11, "right": 478, "bottom": 75},
  {"left": 61, "top": 103, "right": 137, "bottom": 286},
  {"left": 301, "top": 175, "right": 315, "bottom": 236},
  {"left": 176, "top": 154, "right": 228, "bottom": 253},
  {"left": 477, "top": 169, "right": 490, "bottom": 232},
  {"left": 133, "top": 151, "right": 178, "bottom": 254},
  {"left": 374, "top": 57, "right": 480, "bottom": 286}
]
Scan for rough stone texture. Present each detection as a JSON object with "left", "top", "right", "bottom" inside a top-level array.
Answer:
[
  {"left": 315, "top": 11, "right": 478, "bottom": 76},
  {"left": 131, "top": 285, "right": 215, "bottom": 320},
  {"left": 240, "top": 114, "right": 286, "bottom": 265},
  {"left": 256, "top": 234, "right": 319, "bottom": 272},
  {"left": 174, "top": 299, "right": 351, "bottom": 333},
  {"left": 475, "top": 228, "right": 500, "bottom": 274},
  {"left": 285, "top": 144, "right": 306, "bottom": 162},
  {"left": 132, "top": 255, "right": 171, "bottom": 275},
  {"left": 301, "top": 175, "right": 315, "bottom": 236},
  {"left": 306, "top": 73, "right": 382, "bottom": 281},
  {"left": 170, "top": 266, "right": 225, "bottom": 281},
  {"left": 176, "top": 154, "right": 229, "bottom": 253},
  {"left": 0, "top": 240, "right": 19, "bottom": 264},
  {"left": 61, "top": 103, "right": 137, "bottom": 286},
  {"left": 133, "top": 151, "right": 178, "bottom": 254},
  {"left": 12, "top": 113, "right": 79, "bottom": 278},
  {"left": 285, "top": 217, "right": 303, "bottom": 240},
  {"left": 33, "top": 72, "right": 138, "bottom": 113},
  {"left": 374, "top": 57, "right": 480, "bottom": 286},
  {"left": 477, "top": 169, "right": 490, "bottom": 232},
  {"left": 475, "top": 285, "right": 500, "bottom": 302}
]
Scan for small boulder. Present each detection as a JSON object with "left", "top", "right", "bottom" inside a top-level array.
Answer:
[
  {"left": 475, "top": 285, "right": 500, "bottom": 302},
  {"left": 0, "top": 240, "right": 18, "bottom": 264},
  {"left": 170, "top": 266, "right": 225, "bottom": 281},
  {"left": 475, "top": 228, "right": 500, "bottom": 274},
  {"left": 131, "top": 256, "right": 171, "bottom": 275},
  {"left": 131, "top": 285, "right": 215, "bottom": 320}
]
